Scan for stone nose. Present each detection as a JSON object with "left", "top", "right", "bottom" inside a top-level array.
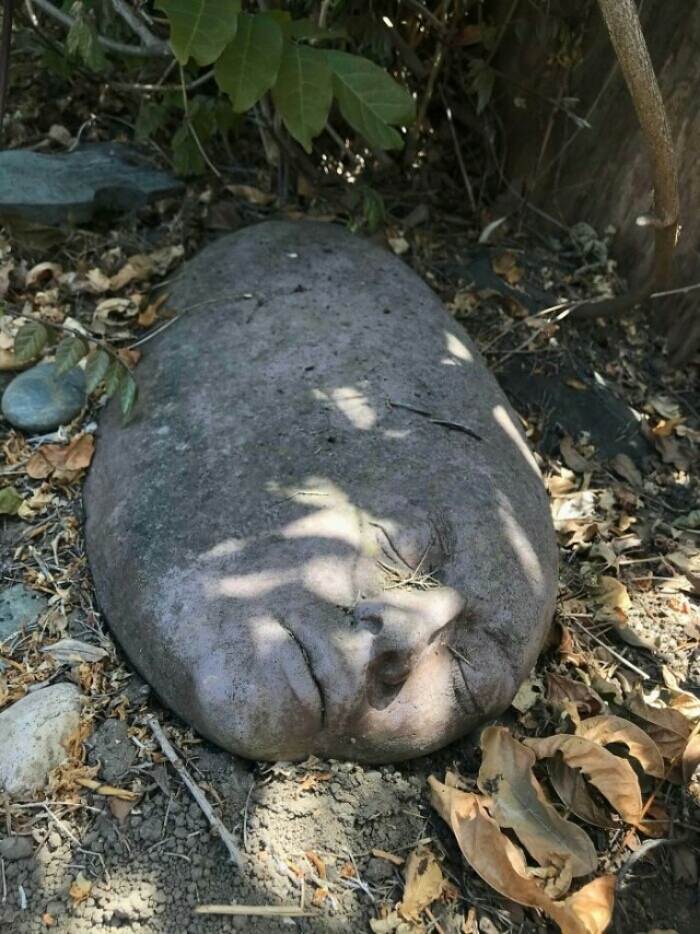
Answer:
[{"left": 354, "top": 588, "right": 465, "bottom": 687}]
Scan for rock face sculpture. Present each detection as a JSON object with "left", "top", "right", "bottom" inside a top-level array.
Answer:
[{"left": 83, "top": 221, "right": 558, "bottom": 763}]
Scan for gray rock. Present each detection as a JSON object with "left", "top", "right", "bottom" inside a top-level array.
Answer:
[
  {"left": 0, "top": 683, "right": 83, "bottom": 793},
  {"left": 0, "top": 584, "right": 46, "bottom": 644},
  {"left": 83, "top": 221, "right": 558, "bottom": 763},
  {"left": 0, "top": 836, "right": 35, "bottom": 861},
  {"left": 0, "top": 143, "right": 183, "bottom": 226},
  {"left": 2, "top": 362, "right": 86, "bottom": 433},
  {"left": 88, "top": 718, "right": 135, "bottom": 783}
]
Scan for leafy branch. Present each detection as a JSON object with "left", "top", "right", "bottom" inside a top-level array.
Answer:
[{"left": 9, "top": 314, "right": 138, "bottom": 420}]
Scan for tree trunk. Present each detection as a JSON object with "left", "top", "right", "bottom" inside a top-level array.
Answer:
[{"left": 491, "top": 0, "right": 700, "bottom": 363}]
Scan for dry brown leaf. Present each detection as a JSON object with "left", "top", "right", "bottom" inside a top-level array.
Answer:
[
  {"left": 547, "top": 754, "right": 616, "bottom": 828},
  {"left": 428, "top": 777, "right": 611, "bottom": 934},
  {"left": 479, "top": 727, "right": 598, "bottom": 877},
  {"left": 596, "top": 576, "right": 631, "bottom": 612},
  {"left": 681, "top": 734, "right": 700, "bottom": 784},
  {"left": 69, "top": 871, "right": 92, "bottom": 905},
  {"left": 25, "top": 434, "right": 94, "bottom": 481},
  {"left": 26, "top": 261, "right": 62, "bottom": 289},
  {"left": 564, "top": 876, "right": 616, "bottom": 934},
  {"left": 117, "top": 347, "right": 141, "bottom": 369},
  {"left": 305, "top": 850, "right": 326, "bottom": 879},
  {"left": 546, "top": 673, "right": 605, "bottom": 717},
  {"left": 609, "top": 453, "right": 642, "bottom": 488},
  {"left": 524, "top": 734, "right": 643, "bottom": 824},
  {"left": 372, "top": 848, "right": 405, "bottom": 866},
  {"left": 575, "top": 715, "right": 665, "bottom": 778},
  {"left": 109, "top": 795, "right": 139, "bottom": 822},
  {"left": 627, "top": 693, "right": 691, "bottom": 762},
  {"left": 75, "top": 778, "right": 139, "bottom": 800},
  {"left": 491, "top": 251, "right": 523, "bottom": 285},
  {"left": 397, "top": 846, "right": 445, "bottom": 921},
  {"left": 226, "top": 184, "right": 276, "bottom": 206},
  {"left": 560, "top": 437, "right": 596, "bottom": 474}
]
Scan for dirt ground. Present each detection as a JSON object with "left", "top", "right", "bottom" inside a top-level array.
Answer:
[{"left": 1, "top": 196, "right": 700, "bottom": 934}]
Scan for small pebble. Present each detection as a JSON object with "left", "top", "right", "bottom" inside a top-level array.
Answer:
[{"left": 1, "top": 362, "right": 86, "bottom": 433}]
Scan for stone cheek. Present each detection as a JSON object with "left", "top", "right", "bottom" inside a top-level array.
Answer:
[{"left": 83, "top": 221, "right": 559, "bottom": 763}]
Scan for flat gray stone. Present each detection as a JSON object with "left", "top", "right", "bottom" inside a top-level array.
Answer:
[
  {"left": 0, "top": 683, "right": 82, "bottom": 794},
  {"left": 0, "top": 143, "right": 184, "bottom": 226},
  {"left": 84, "top": 221, "right": 558, "bottom": 763},
  {"left": 2, "top": 362, "right": 86, "bottom": 433},
  {"left": 88, "top": 718, "right": 135, "bottom": 783},
  {"left": 0, "top": 584, "right": 46, "bottom": 644}
]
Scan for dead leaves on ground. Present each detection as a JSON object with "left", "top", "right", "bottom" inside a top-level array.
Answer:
[{"left": 378, "top": 695, "right": 700, "bottom": 934}]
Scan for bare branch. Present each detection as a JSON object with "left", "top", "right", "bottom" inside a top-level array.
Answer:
[
  {"left": 570, "top": 0, "right": 679, "bottom": 320},
  {"left": 30, "top": 0, "right": 170, "bottom": 57}
]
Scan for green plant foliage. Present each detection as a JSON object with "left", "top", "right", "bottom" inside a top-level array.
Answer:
[
  {"left": 103, "top": 359, "right": 125, "bottom": 397},
  {"left": 14, "top": 321, "right": 52, "bottom": 363},
  {"left": 271, "top": 43, "right": 333, "bottom": 153},
  {"left": 84, "top": 348, "right": 112, "bottom": 393},
  {"left": 54, "top": 336, "right": 89, "bottom": 376},
  {"left": 0, "top": 487, "right": 23, "bottom": 516},
  {"left": 214, "top": 13, "right": 283, "bottom": 113},
  {"left": 119, "top": 373, "right": 139, "bottom": 421},
  {"left": 468, "top": 59, "right": 496, "bottom": 115},
  {"left": 156, "top": 0, "right": 241, "bottom": 66},
  {"left": 66, "top": 16, "right": 107, "bottom": 72},
  {"left": 325, "top": 50, "right": 415, "bottom": 150}
]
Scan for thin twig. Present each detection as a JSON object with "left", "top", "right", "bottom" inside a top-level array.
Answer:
[
  {"left": 566, "top": 615, "right": 650, "bottom": 680},
  {"left": 195, "top": 904, "right": 317, "bottom": 917},
  {"left": 110, "top": 0, "right": 164, "bottom": 52},
  {"left": 145, "top": 715, "right": 245, "bottom": 872}
]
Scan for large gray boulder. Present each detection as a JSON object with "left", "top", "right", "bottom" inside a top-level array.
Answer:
[{"left": 83, "top": 221, "right": 558, "bottom": 763}]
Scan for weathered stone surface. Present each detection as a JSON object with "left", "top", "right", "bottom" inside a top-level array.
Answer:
[
  {"left": 0, "top": 683, "right": 82, "bottom": 793},
  {"left": 83, "top": 221, "right": 558, "bottom": 763},
  {"left": 2, "top": 362, "right": 86, "bottom": 433},
  {"left": 0, "top": 143, "right": 183, "bottom": 226}
]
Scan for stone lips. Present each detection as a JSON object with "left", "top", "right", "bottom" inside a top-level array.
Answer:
[{"left": 83, "top": 221, "right": 558, "bottom": 763}]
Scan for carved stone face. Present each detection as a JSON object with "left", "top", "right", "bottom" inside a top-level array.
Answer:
[{"left": 84, "top": 221, "right": 558, "bottom": 763}]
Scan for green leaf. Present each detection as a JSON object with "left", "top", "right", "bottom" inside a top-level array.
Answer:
[
  {"left": 84, "top": 348, "right": 112, "bottom": 393},
  {"left": 54, "top": 336, "right": 89, "bottom": 376},
  {"left": 468, "top": 59, "right": 496, "bottom": 115},
  {"left": 0, "top": 486, "right": 23, "bottom": 516},
  {"left": 288, "top": 19, "right": 347, "bottom": 42},
  {"left": 271, "top": 42, "right": 332, "bottom": 153},
  {"left": 119, "top": 374, "right": 139, "bottom": 421},
  {"left": 172, "top": 123, "right": 204, "bottom": 176},
  {"left": 66, "top": 17, "right": 107, "bottom": 72},
  {"left": 14, "top": 321, "right": 50, "bottom": 363},
  {"left": 325, "top": 50, "right": 415, "bottom": 151},
  {"left": 214, "top": 13, "right": 283, "bottom": 113},
  {"left": 103, "top": 360, "right": 126, "bottom": 397},
  {"left": 156, "top": 0, "right": 240, "bottom": 66}
]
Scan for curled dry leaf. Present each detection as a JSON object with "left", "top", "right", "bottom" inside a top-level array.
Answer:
[
  {"left": 547, "top": 755, "right": 617, "bottom": 830},
  {"left": 560, "top": 437, "right": 596, "bottom": 474},
  {"left": 575, "top": 715, "right": 665, "bottom": 778},
  {"left": 627, "top": 692, "right": 691, "bottom": 763},
  {"left": 680, "top": 734, "right": 700, "bottom": 785},
  {"left": 523, "top": 734, "right": 643, "bottom": 825},
  {"left": 25, "top": 434, "right": 94, "bottom": 482},
  {"left": 596, "top": 576, "right": 631, "bottom": 613},
  {"left": 397, "top": 846, "right": 446, "bottom": 921},
  {"left": 427, "top": 777, "right": 614, "bottom": 934},
  {"left": 547, "top": 673, "right": 606, "bottom": 718},
  {"left": 478, "top": 727, "right": 598, "bottom": 878}
]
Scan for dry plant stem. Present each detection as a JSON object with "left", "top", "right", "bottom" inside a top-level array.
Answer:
[
  {"left": 570, "top": 0, "right": 679, "bottom": 320},
  {"left": 439, "top": 89, "right": 476, "bottom": 212},
  {"left": 145, "top": 715, "right": 245, "bottom": 872},
  {"left": 566, "top": 615, "right": 650, "bottom": 681},
  {"left": 405, "top": 42, "right": 444, "bottom": 164},
  {"left": 179, "top": 66, "right": 221, "bottom": 178},
  {"left": 196, "top": 905, "right": 316, "bottom": 917},
  {"left": 0, "top": 0, "right": 13, "bottom": 130}
]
